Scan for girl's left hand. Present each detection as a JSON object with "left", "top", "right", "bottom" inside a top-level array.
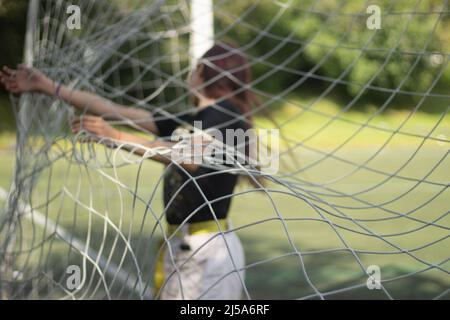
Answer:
[{"left": 71, "top": 115, "right": 120, "bottom": 141}]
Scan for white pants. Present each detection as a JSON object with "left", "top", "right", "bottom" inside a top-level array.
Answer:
[{"left": 158, "top": 229, "right": 245, "bottom": 300}]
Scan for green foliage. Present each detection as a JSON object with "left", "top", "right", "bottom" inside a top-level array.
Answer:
[
  {"left": 0, "top": 0, "right": 449, "bottom": 117},
  {"left": 216, "top": 0, "right": 450, "bottom": 107},
  {"left": 0, "top": 0, "right": 28, "bottom": 131},
  {"left": 0, "top": 0, "right": 27, "bottom": 69}
]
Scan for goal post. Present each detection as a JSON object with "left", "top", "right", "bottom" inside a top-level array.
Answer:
[
  {"left": 190, "top": 0, "right": 214, "bottom": 67},
  {"left": 24, "top": 0, "right": 39, "bottom": 67}
]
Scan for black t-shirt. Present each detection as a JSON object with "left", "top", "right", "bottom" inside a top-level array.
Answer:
[{"left": 153, "top": 100, "right": 249, "bottom": 225}]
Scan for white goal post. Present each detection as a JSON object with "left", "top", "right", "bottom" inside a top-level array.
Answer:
[{"left": 190, "top": 0, "right": 214, "bottom": 66}]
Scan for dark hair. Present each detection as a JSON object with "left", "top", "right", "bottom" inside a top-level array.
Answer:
[
  {"left": 193, "top": 42, "right": 265, "bottom": 188},
  {"left": 193, "top": 41, "right": 258, "bottom": 126}
]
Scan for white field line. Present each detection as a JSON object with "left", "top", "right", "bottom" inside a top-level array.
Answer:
[{"left": 0, "top": 187, "right": 152, "bottom": 299}]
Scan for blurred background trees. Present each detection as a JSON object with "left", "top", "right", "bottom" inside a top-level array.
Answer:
[
  {"left": 0, "top": 0, "right": 27, "bottom": 131},
  {"left": 216, "top": 0, "right": 450, "bottom": 110},
  {"left": 0, "top": 0, "right": 449, "bottom": 132}
]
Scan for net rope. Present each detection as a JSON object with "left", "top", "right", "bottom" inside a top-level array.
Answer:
[{"left": 0, "top": 0, "right": 449, "bottom": 299}]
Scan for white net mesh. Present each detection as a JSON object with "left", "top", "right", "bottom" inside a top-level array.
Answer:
[{"left": 0, "top": 0, "right": 449, "bottom": 299}]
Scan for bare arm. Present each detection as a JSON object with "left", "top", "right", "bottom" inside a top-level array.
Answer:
[
  {"left": 118, "top": 132, "right": 199, "bottom": 172},
  {"left": 71, "top": 115, "right": 199, "bottom": 172},
  {"left": 0, "top": 65, "right": 159, "bottom": 134},
  {"left": 1, "top": 65, "right": 199, "bottom": 171}
]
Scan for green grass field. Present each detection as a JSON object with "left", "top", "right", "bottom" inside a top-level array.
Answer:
[{"left": 0, "top": 98, "right": 449, "bottom": 299}]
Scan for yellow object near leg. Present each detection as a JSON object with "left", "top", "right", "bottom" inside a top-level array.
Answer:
[
  {"left": 153, "top": 219, "right": 232, "bottom": 299},
  {"left": 167, "top": 219, "right": 229, "bottom": 236},
  {"left": 153, "top": 239, "right": 165, "bottom": 298}
]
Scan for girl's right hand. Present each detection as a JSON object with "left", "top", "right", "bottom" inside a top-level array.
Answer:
[{"left": 0, "top": 65, "right": 51, "bottom": 95}]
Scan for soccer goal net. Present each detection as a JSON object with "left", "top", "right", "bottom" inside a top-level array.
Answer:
[{"left": 0, "top": 0, "right": 449, "bottom": 299}]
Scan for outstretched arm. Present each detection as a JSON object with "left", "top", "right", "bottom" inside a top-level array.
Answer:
[
  {"left": 1, "top": 65, "right": 199, "bottom": 171},
  {"left": 71, "top": 115, "right": 200, "bottom": 172},
  {"left": 0, "top": 65, "right": 159, "bottom": 134}
]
